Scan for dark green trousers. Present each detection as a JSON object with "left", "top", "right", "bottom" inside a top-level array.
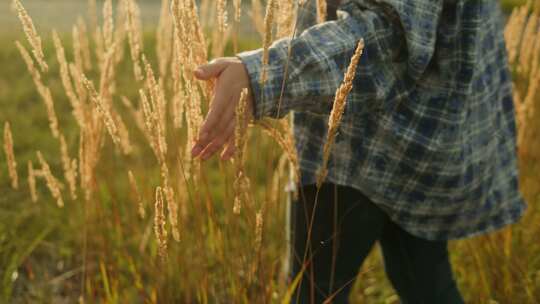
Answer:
[{"left": 289, "top": 183, "right": 465, "bottom": 304}]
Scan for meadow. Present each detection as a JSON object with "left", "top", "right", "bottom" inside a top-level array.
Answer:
[{"left": 0, "top": 0, "right": 539, "bottom": 303}]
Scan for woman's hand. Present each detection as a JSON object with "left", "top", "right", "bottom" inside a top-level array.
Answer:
[{"left": 191, "top": 57, "right": 254, "bottom": 161}]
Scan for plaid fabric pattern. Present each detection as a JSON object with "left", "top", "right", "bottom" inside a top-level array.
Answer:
[{"left": 237, "top": 0, "right": 526, "bottom": 240}]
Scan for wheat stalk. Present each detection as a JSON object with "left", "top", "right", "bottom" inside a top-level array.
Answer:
[
  {"left": 3, "top": 122, "right": 18, "bottom": 190},
  {"left": 317, "top": 39, "right": 365, "bottom": 188},
  {"left": 13, "top": 0, "right": 48, "bottom": 72}
]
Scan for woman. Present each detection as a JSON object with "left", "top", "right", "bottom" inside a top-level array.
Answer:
[{"left": 190, "top": 0, "right": 527, "bottom": 302}]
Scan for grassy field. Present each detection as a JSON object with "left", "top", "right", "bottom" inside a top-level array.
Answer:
[{"left": 1, "top": 0, "right": 539, "bottom": 303}]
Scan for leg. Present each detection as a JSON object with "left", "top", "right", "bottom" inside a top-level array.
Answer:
[
  {"left": 379, "top": 221, "right": 465, "bottom": 304},
  {"left": 289, "top": 183, "right": 388, "bottom": 304}
]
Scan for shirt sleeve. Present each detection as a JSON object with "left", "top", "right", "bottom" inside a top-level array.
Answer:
[{"left": 236, "top": 0, "right": 443, "bottom": 120}]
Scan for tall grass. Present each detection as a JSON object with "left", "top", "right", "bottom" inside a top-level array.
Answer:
[{"left": 0, "top": 0, "right": 539, "bottom": 303}]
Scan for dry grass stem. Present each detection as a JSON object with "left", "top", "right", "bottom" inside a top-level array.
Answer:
[
  {"left": 3, "top": 122, "right": 18, "bottom": 190},
  {"left": 250, "top": 0, "right": 265, "bottom": 37},
  {"left": 233, "top": 89, "right": 252, "bottom": 214},
  {"left": 114, "top": 112, "right": 133, "bottom": 155},
  {"left": 257, "top": 118, "right": 300, "bottom": 184},
  {"left": 13, "top": 0, "right": 48, "bottom": 72},
  {"left": 505, "top": 3, "right": 531, "bottom": 65},
  {"left": 98, "top": 45, "right": 117, "bottom": 104},
  {"left": 69, "top": 63, "right": 89, "bottom": 110},
  {"left": 217, "top": 0, "right": 228, "bottom": 35},
  {"left": 126, "top": 0, "right": 144, "bottom": 82},
  {"left": 128, "top": 170, "right": 145, "bottom": 219},
  {"left": 254, "top": 209, "right": 263, "bottom": 250},
  {"left": 37, "top": 151, "right": 64, "bottom": 207},
  {"left": 157, "top": 0, "right": 173, "bottom": 78},
  {"left": 317, "top": 39, "right": 365, "bottom": 187},
  {"left": 88, "top": 0, "right": 98, "bottom": 34},
  {"left": 276, "top": 0, "right": 295, "bottom": 38},
  {"left": 53, "top": 30, "right": 85, "bottom": 128},
  {"left": 103, "top": 0, "right": 114, "bottom": 49},
  {"left": 72, "top": 24, "right": 85, "bottom": 74},
  {"left": 16, "top": 41, "right": 60, "bottom": 138},
  {"left": 139, "top": 88, "right": 160, "bottom": 156},
  {"left": 77, "top": 17, "right": 93, "bottom": 70},
  {"left": 60, "top": 134, "right": 78, "bottom": 200},
  {"left": 233, "top": 0, "right": 242, "bottom": 24},
  {"left": 142, "top": 56, "right": 168, "bottom": 159},
  {"left": 154, "top": 186, "right": 168, "bottom": 259},
  {"left": 161, "top": 163, "right": 180, "bottom": 242},
  {"left": 80, "top": 72, "right": 121, "bottom": 146},
  {"left": 171, "top": 64, "right": 185, "bottom": 129},
  {"left": 114, "top": 1, "right": 128, "bottom": 64},
  {"left": 518, "top": 14, "right": 539, "bottom": 75},
  {"left": 28, "top": 160, "right": 38, "bottom": 202},
  {"left": 316, "top": 0, "right": 327, "bottom": 23},
  {"left": 260, "top": 0, "right": 276, "bottom": 85}
]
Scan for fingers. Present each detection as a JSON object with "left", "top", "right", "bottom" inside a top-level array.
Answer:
[
  {"left": 199, "top": 122, "right": 235, "bottom": 160},
  {"left": 208, "top": 104, "right": 235, "bottom": 140},
  {"left": 191, "top": 90, "right": 233, "bottom": 156},
  {"left": 220, "top": 136, "right": 236, "bottom": 161},
  {"left": 193, "top": 58, "right": 230, "bottom": 80}
]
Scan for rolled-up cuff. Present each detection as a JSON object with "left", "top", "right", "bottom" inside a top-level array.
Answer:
[
  {"left": 237, "top": 47, "right": 287, "bottom": 120},
  {"left": 237, "top": 49, "right": 267, "bottom": 120}
]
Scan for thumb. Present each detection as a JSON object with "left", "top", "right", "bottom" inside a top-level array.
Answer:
[{"left": 194, "top": 59, "right": 229, "bottom": 80}]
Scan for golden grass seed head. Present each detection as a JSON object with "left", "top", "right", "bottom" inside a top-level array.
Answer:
[
  {"left": 13, "top": 0, "right": 49, "bottom": 72},
  {"left": 4, "top": 121, "right": 18, "bottom": 190},
  {"left": 317, "top": 39, "right": 364, "bottom": 188},
  {"left": 154, "top": 186, "right": 168, "bottom": 259},
  {"left": 36, "top": 151, "right": 64, "bottom": 207}
]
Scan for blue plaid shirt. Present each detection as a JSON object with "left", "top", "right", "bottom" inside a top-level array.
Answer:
[{"left": 237, "top": 0, "right": 526, "bottom": 240}]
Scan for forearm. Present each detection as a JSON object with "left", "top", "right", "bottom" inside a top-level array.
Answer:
[{"left": 237, "top": 1, "right": 401, "bottom": 120}]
